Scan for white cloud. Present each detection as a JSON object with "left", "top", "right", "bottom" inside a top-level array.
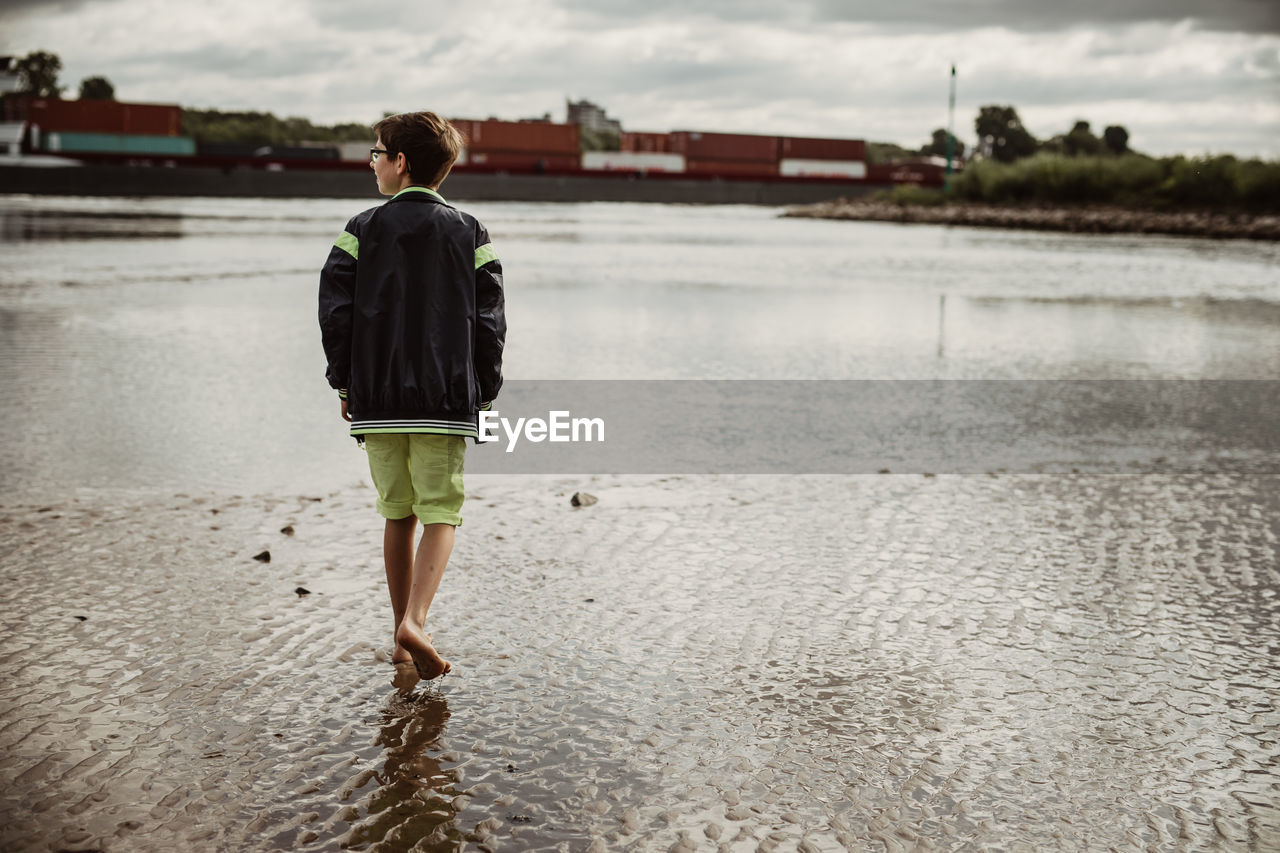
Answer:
[{"left": 2, "top": 0, "right": 1276, "bottom": 157}]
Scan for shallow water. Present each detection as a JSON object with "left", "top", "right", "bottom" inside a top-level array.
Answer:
[
  {"left": 0, "top": 195, "right": 1278, "bottom": 496},
  {"left": 1, "top": 474, "right": 1277, "bottom": 851},
  {"left": 1, "top": 195, "right": 1278, "bottom": 851}
]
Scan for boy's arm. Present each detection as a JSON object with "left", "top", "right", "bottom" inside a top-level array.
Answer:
[
  {"left": 318, "top": 223, "right": 359, "bottom": 400},
  {"left": 473, "top": 239, "right": 506, "bottom": 407}
]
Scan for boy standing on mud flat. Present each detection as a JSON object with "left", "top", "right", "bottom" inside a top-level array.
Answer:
[{"left": 318, "top": 111, "right": 505, "bottom": 684}]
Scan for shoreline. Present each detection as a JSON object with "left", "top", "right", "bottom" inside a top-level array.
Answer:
[
  {"left": 783, "top": 199, "right": 1280, "bottom": 240},
  {"left": 0, "top": 162, "right": 887, "bottom": 205}
]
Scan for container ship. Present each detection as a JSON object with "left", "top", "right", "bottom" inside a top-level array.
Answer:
[{"left": 0, "top": 96, "right": 950, "bottom": 203}]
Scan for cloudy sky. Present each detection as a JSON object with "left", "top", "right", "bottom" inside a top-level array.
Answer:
[{"left": 4, "top": 0, "right": 1278, "bottom": 157}]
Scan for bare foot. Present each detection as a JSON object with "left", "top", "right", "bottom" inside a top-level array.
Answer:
[
  {"left": 391, "top": 632, "right": 432, "bottom": 665},
  {"left": 395, "top": 623, "right": 451, "bottom": 680}
]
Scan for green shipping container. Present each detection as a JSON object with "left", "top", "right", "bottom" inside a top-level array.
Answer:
[{"left": 45, "top": 131, "right": 196, "bottom": 156}]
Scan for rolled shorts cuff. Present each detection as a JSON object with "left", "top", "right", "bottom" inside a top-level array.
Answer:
[
  {"left": 375, "top": 498, "right": 416, "bottom": 520},
  {"left": 412, "top": 506, "right": 462, "bottom": 527}
]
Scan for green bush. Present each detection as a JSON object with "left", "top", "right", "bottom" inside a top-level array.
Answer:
[
  {"left": 1157, "top": 155, "right": 1239, "bottom": 207},
  {"left": 1236, "top": 159, "right": 1280, "bottom": 210},
  {"left": 181, "top": 109, "right": 372, "bottom": 144},
  {"left": 947, "top": 153, "right": 1278, "bottom": 212}
]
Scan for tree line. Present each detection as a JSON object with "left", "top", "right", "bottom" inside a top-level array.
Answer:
[
  {"left": 5, "top": 50, "right": 370, "bottom": 144},
  {"left": 933, "top": 104, "right": 1278, "bottom": 211},
  {"left": 970, "top": 104, "right": 1129, "bottom": 162},
  {"left": 10, "top": 50, "right": 114, "bottom": 100}
]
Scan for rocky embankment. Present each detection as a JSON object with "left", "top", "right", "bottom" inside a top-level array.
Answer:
[{"left": 784, "top": 199, "right": 1280, "bottom": 240}]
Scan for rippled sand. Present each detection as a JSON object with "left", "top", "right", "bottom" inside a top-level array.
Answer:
[{"left": 2, "top": 474, "right": 1278, "bottom": 851}]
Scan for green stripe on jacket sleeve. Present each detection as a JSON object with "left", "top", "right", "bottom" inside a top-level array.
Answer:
[
  {"left": 334, "top": 230, "right": 359, "bottom": 260},
  {"left": 474, "top": 242, "right": 498, "bottom": 270}
]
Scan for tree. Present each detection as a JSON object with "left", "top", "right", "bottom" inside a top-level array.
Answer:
[
  {"left": 974, "top": 105, "right": 1037, "bottom": 163},
  {"left": 579, "top": 128, "right": 620, "bottom": 151},
  {"left": 921, "top": 128, "right": 966, "bottom": 160},
  {"left": 79, "top": 75, "right": 115, "bottom": 100},
  {"left": 1063, "top": 120, "right": 1101, "bottom": 157},
  {"left": 1103, "top": 125, "right": 1129, "bottom": 155},
  {"left": 16, "top": 50, "right": 63, "bottom": 97},
  {"left": 867, "top": 140, "right": 916, "bottom": 164}
]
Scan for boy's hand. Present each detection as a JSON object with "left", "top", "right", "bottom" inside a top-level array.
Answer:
[{"left": 340, "top": 399, "right": 352, "bottom": 422}]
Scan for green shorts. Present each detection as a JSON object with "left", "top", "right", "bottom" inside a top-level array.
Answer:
[{"left": 363, "top": 434, "right": 466, "bottom": 526}]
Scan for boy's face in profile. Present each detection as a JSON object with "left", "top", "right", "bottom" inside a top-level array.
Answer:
[{"left": 371, "top": 136, "right": 406, "bottom": 195}]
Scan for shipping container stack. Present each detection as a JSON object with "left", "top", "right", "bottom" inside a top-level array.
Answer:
[
  {"left": 668, "top": 131, "right": 781, "bottom": 177},
  {"left": 585, "top": 130, "right": 685, "bottom": 173},
  {"left": 2, "top": 94, "right": 919, "bottom": 187},
  {"left": 3, "top": 96, "right": 194, "bottom": 157},
  {"left": 777, "top": 135, "right": 868, "bottom": 179},
  {"left": 449, "top": 119, "right": 581, "bottom": 173}
]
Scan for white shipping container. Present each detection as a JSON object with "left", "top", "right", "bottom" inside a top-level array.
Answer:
[
  {"left": 779, "top": 158, "right": 867, "bottom": 179},
  {"left": 337, "top": 141, "right": 469, "bottom": 165},
  {"left": 337, "top": 141, "right": 368, "bottom": 162},
  {"left": 581, "top": 151, "right": 686, "bottom": 173},
  {"left": 1, "top": 122, "right": 26, "bottom": 154}
]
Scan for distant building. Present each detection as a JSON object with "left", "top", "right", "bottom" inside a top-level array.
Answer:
[
  {"left": 565, "top": 99, "right": 621, "bottom": 136},
  {"left": 0, "top": 57, "right": 21, "bottom": 95}
]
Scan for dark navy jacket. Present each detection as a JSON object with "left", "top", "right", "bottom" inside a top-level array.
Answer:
[{"left": 318, "top": 186, "right": 505, "bottom": 439}]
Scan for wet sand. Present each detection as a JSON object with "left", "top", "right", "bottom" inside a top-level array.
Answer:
[{"left": 2, "top": 473, "right": 1278, "bottom": 851}]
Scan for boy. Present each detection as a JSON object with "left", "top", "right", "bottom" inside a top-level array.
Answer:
[{"left": 318, "top": 111, "right": 505, "bottom": 683}]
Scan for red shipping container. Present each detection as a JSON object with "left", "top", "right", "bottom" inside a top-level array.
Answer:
[
  {"left": 866, "top": 162, "right": 944, "bottom": 185},
  {"left": 865, "top": 163, "right": 894, "bottom": 183},
  {"left": 450, "top": 119, "right": 579, "bottom": 154},
  {"left": 779, "top": 135, "right": 866, "bottom": 162},
  {"left": 620, "top": 131, "right": 670, "bottom": 153},
  {"left": 685, "top": 158, "right": 778, "bottom": 177},
  {"left": 6, "top": 97, "right": 181, "bottom": 136},
  {"left": 669, "top": 131, "right": 779, "bottom": 163},
  {"left": 461, "top": 150, "right": 580, "bottom": 171}
]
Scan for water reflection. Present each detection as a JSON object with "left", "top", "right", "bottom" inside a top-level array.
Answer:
[
  {"left": 338, "top": 690, "right": 460, "bottom": 850},
  {"left": 0, "top": 208, "right": 185, "bottom": 241}
]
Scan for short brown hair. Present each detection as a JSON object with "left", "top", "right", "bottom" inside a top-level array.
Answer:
[{"left": 372, "top": 111, "right": 463, "bottom": 187}]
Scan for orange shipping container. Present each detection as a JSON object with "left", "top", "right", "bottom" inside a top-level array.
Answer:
[
  {"left": 669, "top": 131, "right": 779, "bottom": 163},
  {"left": 619, "top": 131, "right": 670, "bottom": 153},
  {"left": 779, "top": 135, "right": 866, "bottom": 162},
  {"left": 5, "top": 97, "right": 182, "bottom": 136},
  {"left": 450, "top": 119, "right": 579, "bottom": 155}
]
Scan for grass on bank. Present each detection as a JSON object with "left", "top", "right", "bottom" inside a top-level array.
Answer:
[{"left": 873, "top": 154, "right": 1280, "bottom": 212}]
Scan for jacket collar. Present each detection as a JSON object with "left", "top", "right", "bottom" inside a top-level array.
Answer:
[{"left": 390, "top": 186, "right": 449, "bottom": 205}]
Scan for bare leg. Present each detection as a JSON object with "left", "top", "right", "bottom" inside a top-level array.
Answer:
[
  {"left": 394, "top": 522, "right": 455, "bottom": 679},
  {"left": 383, "top": 516, "right": 416, "bottom": 662}
]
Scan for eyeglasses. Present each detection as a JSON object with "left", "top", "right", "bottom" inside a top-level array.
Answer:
[{"left": 370, "top": 148, "right": 389, "bottom": 162}]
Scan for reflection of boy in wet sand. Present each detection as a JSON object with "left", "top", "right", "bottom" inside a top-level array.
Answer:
[{"left": 318, "top": 112, "right": 506, "bottom": 683}]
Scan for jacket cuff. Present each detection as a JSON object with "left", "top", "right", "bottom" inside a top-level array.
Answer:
[
  {"left": 337, "top": 389, "right": 348, "bottom": 400},
  {"left": 480, "top": 400, "right": 493, "bottom": 411}
]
